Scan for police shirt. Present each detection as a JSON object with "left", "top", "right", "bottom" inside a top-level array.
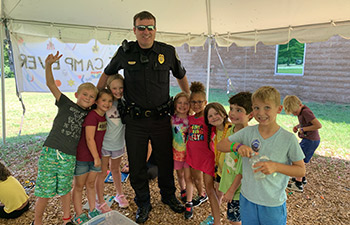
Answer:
[{"left": 104, "top": 41, "right": 186, "bottom": 109}]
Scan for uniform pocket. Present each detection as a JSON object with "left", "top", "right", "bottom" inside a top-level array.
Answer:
[{"left": 153, "top": 63, "right": 170, "bottom": 83}]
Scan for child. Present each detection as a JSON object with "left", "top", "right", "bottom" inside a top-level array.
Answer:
[
  {"left": 185, "top": 82, "right": 209, "bottom": 222},
  {"left": 217, "top": 86, "right": 305, "bottom": 225},
  {"left": 72, "top": 89, "right": 113, "bottom": 224},
  {"left": 283, "top": 95, "right": 322, "bottom": 192},
  {"left": 33, "top": 51, "right": 98, "bottom": 225},
  {"left": 218, "top": 92, "right": 253, "bottom": 225},
  {"left": 95, "top": 74, "right": 129, "bottom": 212},
  {"left": 0, "top": 161, "right": 29, "bottom": 219},
  {"left": 202, "top": 102, "right": 232, "bottom": 225},
  {"left": 171, "top": 92, "right": 192, "bottom": 216}
]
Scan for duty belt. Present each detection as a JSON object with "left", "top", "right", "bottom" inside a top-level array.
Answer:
[{"left": 126, "top": 103, "right": 170, "bottom": 119}]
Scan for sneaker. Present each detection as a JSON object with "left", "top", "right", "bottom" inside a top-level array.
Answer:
[
  {"left": 184, "top": 201, "right": 193, "bottom": 219},
  {"left": 292, "top": 177, "right": 307, "bottom": 185},
  {"left": 74, "top": 213, "right": 89, "bottom": 225},
  {"left": 192, "top": 194, "right": 208, "bottom": 207},
  {"left": 200, "top": 215, "right": 214, "bottom": 225},
  {"left": 88, "top": 208, "right": 101, "bottom": 219},
  {"left": 287, "top": 182, "right": 304, "bottom": 192},
  {"left": 96, "top": 201, "right": 112, "bottom": 213},
  {"left": 65, "top": 222, "right": 75, "bottom": 225},
  {"left": 161, "top": 196, "right": 185, "bottom": 213},
  {"left": 180, "top": 190, "right": 187, "bottom": 203},
  {"left": 114, "top": 194, "right": 129, "bottom": 208}
]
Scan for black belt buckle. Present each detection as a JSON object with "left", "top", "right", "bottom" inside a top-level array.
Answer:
[{"left": 144, "top": 110, "right": 152, "bottom": 117}]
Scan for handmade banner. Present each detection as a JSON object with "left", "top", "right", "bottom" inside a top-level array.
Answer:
[{"left": 11, "top": 37, "right": 119, "bottom": 93}]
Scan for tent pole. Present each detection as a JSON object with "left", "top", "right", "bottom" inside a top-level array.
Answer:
[
  {"left": 206, "top": 38, "right": 212, "bottom": 101},
  {"left": 1, "top": 21, "right": 6, "bottom": 144}
]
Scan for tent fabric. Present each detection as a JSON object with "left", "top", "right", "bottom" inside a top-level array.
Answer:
[{"left": 2, "top": 0, "right": 350, "bottom": 47}]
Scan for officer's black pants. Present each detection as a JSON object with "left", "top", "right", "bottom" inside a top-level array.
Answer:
[{"left": 125, "top": 115, "right": 176, "bottom": 207}]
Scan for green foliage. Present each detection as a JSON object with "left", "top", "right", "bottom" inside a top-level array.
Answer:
[
  {"left": 277, "top": 39, "right": 305, "bottom": 66},
  {"left": 2, "top": 42, "right": 14, "bottom": 78}
]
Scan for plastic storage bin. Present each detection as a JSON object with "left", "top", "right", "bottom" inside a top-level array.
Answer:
[{"left": 85, "top": 210, "right": 137, "bottom": 225}]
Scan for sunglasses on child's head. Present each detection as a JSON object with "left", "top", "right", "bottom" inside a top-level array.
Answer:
[{"left": 135, "top": 25, "right": 156, "bottom": 31}]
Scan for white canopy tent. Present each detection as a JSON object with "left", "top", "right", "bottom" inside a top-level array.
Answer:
[
  {"left": 1, "top": 0, "right": 350, "bottom": 143},
  {"left": 2, "top": 0, "right": 350, "bottom": 47}
]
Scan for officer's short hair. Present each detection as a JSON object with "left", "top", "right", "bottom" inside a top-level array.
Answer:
[{"left": 133, "top": 11, "right": 156, "bottom": 27}]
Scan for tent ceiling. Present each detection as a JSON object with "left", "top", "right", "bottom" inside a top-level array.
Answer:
[{"left": 2, "top": 0, "right": 350, "bottom": 46}]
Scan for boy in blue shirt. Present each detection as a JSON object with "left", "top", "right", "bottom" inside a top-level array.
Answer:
[
  {"left": 32, "top": 52, "right": 98, "bottom": 225},
  {"left": 218, "top": 86, "right": 305, "bottom": 225}
]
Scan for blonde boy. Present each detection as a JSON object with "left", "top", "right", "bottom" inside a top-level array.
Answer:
[
  {"left": 33, "top": 52, "right": 98, "bottom": 225},
  {"left": 283, "top": 95, "right": 321, "bottom": 192},
  {"left": 218, "top": 86, "right": 305, "bottom": 225}
]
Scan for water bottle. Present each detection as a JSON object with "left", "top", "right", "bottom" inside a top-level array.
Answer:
[
  {"left": 249, "top": 154, "right": 270, "bottom": 180},
  {"left": 249, "top": 139, "right": 269, "bottom": 180}
]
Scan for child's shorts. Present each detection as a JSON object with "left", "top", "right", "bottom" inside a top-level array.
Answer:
[
  {"left": 227, "top": 200, "right": 241, "bottom": 222},
  {"left": 74, "top": 161, "right": 102, "bottom": 176},
  {"left": 240, "top": 194, "right": 286, "bottom": 225},
  {"left": 174, "top": 160, "right": 189, "bottom": 170},
  {"left": 101, "top": 147, "right": 125, "bottom": 159},
  {"left": 300, "top": 138, "right": 320, "bottom": 163},
  {"left": 35, "top": 147, "right": 76, "bottom": 198}
]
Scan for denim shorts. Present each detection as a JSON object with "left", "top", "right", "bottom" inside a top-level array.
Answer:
[
  {"left": 300, "top": 138, "right": 320, "bottom": 163},
  {"left": 101, "top": 147, "right": 125, "bottom": 159},
  {"left": 240, "top": 194, "right": 286, "bottom": 225},
  {"left": 74, "top": 161, "right": 102, "bottom": 176},
  {"left": 35, "top": 147, "right": 76, "bottom": 198},
  {"left": 227, "top": 200, "right": 241, "bottom": 222}
]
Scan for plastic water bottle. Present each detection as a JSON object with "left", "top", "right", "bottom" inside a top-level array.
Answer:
[
  {"left": 249, "top": 153, "right": 270, "bottom": 180},
  {"left": 249, "top": 139, "right": 269, "bottom": 180}
]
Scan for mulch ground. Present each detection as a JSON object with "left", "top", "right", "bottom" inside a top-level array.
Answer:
[{"left": 1, "top": 143, "right": 349, "bottom": 225}]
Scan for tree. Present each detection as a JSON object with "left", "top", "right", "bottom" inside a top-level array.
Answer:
[
  {"left": 1, "top": 40, "right": 15, "bottom": 78},
  {"left": 277, "top": 39, "right": 305, "bottom": 66}
]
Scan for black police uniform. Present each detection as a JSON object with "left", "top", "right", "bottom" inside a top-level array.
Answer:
[{"left": 104, "top": 40, "right": 186, "bottom": 207}]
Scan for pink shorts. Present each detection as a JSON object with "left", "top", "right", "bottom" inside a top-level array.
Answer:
[{"left": 174, "top": 160, "right": 189, "bottom": 170}]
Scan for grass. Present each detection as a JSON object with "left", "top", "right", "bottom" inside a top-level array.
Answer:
[
  {"left": 1, "top": 78, "right": 350, "bottom": 166},
  {"left": 277, "top": 68, "right": 303, "bottom": 74}
]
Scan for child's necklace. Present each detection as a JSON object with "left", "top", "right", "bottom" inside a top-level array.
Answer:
[{"left": 214, "top": 123, "right": 230, "bottom": 167}]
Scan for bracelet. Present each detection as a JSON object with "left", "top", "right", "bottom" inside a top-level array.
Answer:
[
  {"left": 230, "top": 142, "right": 236, "bottom": 152},
  {"left": 300, "top": 127, "right": 304, "bottom": 132},
  {"left": 236, "top": 143, "right": 243, "bottom": 152}
]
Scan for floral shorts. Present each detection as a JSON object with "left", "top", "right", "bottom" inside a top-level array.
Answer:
[
  {"left": 34, "top": 147, "right": 76, "bottom": 198},
  {"left": 227, "top": 200, "right": 241, "bottom": 222}
]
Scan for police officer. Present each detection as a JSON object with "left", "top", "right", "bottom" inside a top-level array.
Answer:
[{"left": 97, "top": 11, "right": 189, "bottom": 223}]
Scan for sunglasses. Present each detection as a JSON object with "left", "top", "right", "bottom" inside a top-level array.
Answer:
[{"left": 135, "top": 25, "right": 156, "bottom": 31}]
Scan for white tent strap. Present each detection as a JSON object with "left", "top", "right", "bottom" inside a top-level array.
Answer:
[
  {"left": 215, "top": 19, "right": 350, "bottom": 47},
  {"left": 8, "top": 19, "right": 207, "bottom": 47},
  {"left": 213, "top": 42, "right": 235, "bottom": 94}
]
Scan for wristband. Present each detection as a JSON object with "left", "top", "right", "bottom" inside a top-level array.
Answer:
[
  {"left": 230, "top": 142, "right": 236, "bottom": 152},
  {"left": 236, "top": 143, "right": 243, "bottom": 152},
  {"left": 300, "top": 127, "right": 304, "bottom": 132}
]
